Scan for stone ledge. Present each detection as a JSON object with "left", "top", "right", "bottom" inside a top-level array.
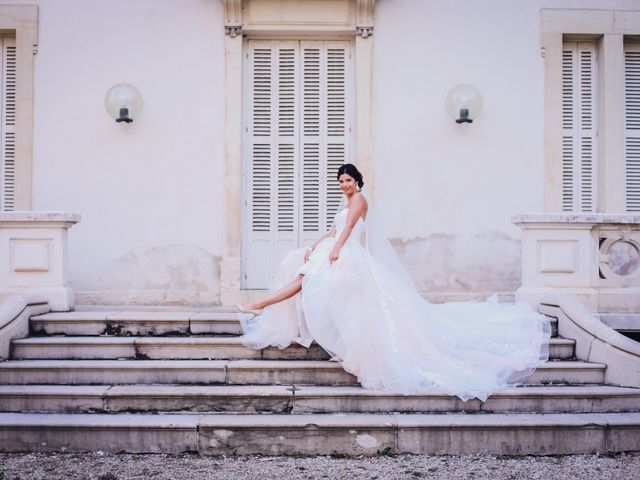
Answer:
[
  {"left": 0, "top": 211, "right": 81, "bottom": 224},
  {"left": 512, "top": 212, "right": 640, "bottom": 225}
]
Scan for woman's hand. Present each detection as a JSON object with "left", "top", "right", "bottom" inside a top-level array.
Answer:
[
  {"left": 304, "top": 247, "right": 314, "bottom": 263},
  {"left": 329, "top": 246, "right": 340, "bottom": 264}
]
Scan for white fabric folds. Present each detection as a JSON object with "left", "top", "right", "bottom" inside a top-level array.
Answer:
[{"left": 240, "top": 195, "right": 551, "bottom": 402}]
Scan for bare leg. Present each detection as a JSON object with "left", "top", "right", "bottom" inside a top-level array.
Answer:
[{"left": 246, "top": 275, "right": 304, "bottom": 310}]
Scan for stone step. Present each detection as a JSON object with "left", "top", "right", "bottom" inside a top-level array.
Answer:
[
  {"left": 0, "top": 411, "right": 638, "bottom": 455},
  {"left": 0, "top": 359, "right": 605, "bottom": 386},
  {"left": 31, "top": 310, "right": 559, "bottom": 337},
  {"left": 9, "top": 336, "right": 575, "bottom": 361},
  {"left": 0, "top": 384, "right": 637, "bottom": 415},
  {"left": 10, "top": 336, "right": 330, "bottom": 361},
  {"left": 29, "top": 311, "right": 245, "bottom": 336}
]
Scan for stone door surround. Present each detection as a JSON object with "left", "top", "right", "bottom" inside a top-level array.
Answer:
[{"left": 220, "top": 0, "right": 376, "bottom": 303}]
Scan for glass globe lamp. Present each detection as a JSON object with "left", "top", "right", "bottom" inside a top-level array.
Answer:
[
  {"left": 104, "top": 83, "right": 143, "bottom": 123},
  {"left": 445, "top": 84, "right": 483, "bottom": 124}
]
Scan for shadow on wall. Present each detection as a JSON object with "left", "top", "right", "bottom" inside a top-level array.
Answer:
[
  {"left": 72, "top": 245, "right": 221, "bottom": 306},
  {"left": 391, "top": 231, "right": 521, "bottom": 302}
]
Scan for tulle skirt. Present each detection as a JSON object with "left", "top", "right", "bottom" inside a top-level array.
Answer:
[{"left": 241, "top": 238, "right": 551, "bottom": 402}]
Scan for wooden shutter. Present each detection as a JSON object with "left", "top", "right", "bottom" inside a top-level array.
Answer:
[
  {"left": 0, "top": 37, "right": 16, "bottom": 211},
  {"left": 244, "top": 41, "right": 300, "bottom": 289},
  {"left": 561, "top": 41, "right": 597, "bottom": 212},
  {"left": 243, "top": 40, "right": 353, "bottom": 288},
  {"left": 625, "top": 43, "right": 640, "bottom": 212},
  {"left": 299, "top": 41, "right": 351, "bottom": 247}
]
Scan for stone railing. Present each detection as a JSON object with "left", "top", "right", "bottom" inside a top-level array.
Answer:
[
  {"left": 539, "top": 295, "right": 640, "bottom": 387},
  {"left": 0, "top": 294, "right": 49, "bottom": 360},
  {"left": 512, "top": 213, "right": 640, "bottom": 313},
  {"left": 0, "top": 211, "right": 81, "bottom": 311}
]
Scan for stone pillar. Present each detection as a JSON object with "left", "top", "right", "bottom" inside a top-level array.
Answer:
[
  {"left": 355, "top": 0, "right": 375, "bottom": 199},
  {"left": 598, "top": 34, "right": 626, "bottom": 213},
  {"left": 220, "top": 0, "right": 243, "bottom": 305},
  {"left": 541, "top": 31, "right": 563, "bottom": 212},
  {"left": 0, "top": 212, "right": 80, "bottom": 311}
]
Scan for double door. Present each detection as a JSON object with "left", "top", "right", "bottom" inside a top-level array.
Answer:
[{"left": 242, "top": 40, "right": 354, "bottom": 288}]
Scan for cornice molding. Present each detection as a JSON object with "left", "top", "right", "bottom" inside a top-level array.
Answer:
[
  {"left": 356, "top": 0, "right": 375, "bottom": 37},
  {"left": 230, "top": 0, "right": 375, "bottom": 38},
  {"left": 223, "top": 0, "right": 242, "bottom": 37}
]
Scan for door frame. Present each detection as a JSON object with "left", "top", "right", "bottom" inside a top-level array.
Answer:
[
  {"left": 220, "top": 0, "right": 376, "bottom": 304},
  {"left": 240, "top": 39, "right": 355, "bottom": 290}
]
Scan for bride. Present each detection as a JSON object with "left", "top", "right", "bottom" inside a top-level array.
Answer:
[{"left": 238, "top": 164, "right": 551, "bottom": 401}]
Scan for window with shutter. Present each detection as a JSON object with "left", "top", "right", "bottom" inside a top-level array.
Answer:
[
  {"left": 243, "top": 40, "right": 353, "bottom": 289},
  {"left": 0, "top": 37, "right": 16, "bottom": 211},
  {"left": 561, "top": 41, "right": 598, "bottom": 213},
  {"left": 625, "top": 42, "right": 640, "bottom": 212}
]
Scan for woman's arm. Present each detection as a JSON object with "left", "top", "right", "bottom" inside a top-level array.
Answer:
[{"left": 329, "top": 194, "right": 366, "bottom": 263}]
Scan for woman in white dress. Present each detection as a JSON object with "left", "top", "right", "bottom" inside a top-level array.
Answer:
[{"left": 239, "top": 164, "right": 551, "bottom": 401}]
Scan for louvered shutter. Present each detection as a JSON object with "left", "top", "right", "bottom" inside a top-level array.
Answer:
[
  {"left": 561, "top": 41, "right": 597, "bottom": 212},
  {"left": 243, "top": 40, "right": 353, "bottom": 288},
  {"left": 0, "top": 37, "right": 16, "bottom": 211},
  {"left": 299, "top": 41, "right": 351, "bottom": 246},
  {"left": 245, "top": 41, "right": 300, "bottom": 289},
  {"left": 625, "top": 43, "right": 640, "bottom": 212}
]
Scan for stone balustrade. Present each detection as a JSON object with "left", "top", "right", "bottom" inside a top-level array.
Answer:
[
  {"left": 0, "top": 212, "right": 81, "bottom": 311},
  {"left": 513, "top": 213, "right": 640, "bottom": 312}
]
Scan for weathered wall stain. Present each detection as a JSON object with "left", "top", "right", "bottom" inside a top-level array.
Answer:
[
  {"left": 390, "top": 231, "right": 521, "bottom": 300},
  {"left": 73, "top": 244, "right": 221, "bottom": 305},
  {"left": 71, "top": 233, "right": 520, "bottom": 305}
]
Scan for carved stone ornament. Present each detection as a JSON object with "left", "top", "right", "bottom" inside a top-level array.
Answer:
[
  {"left": 223, "top": 0, "right": 242, "bottom": 37},
  {"left": 225, "top": 25, "right": 242, "bottom": 37},
  {"left": 356, "top": 0, "right": 375, "bottom": 37}
]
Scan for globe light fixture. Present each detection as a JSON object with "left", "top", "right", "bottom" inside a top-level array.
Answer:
[
  {"left": 104, "top": 83, "right": 143, "bottom": 123},
  {"left": 445, "top": 84, "right": 483, "bottom": 124}
]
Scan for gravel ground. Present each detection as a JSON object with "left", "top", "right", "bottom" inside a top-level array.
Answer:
[{"left": 1, "top": 452, "right": 639, "bottom": 480}]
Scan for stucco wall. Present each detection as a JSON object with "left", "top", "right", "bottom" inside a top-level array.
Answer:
[
  {"left": 3, "top": 0, "right": 638, "bottom": 304},
  {"left": 7, "top": 0, "right": 225, "bottom": 304},
  {"left": 373, "top": 0, "right": 639, "bottom": 300}
]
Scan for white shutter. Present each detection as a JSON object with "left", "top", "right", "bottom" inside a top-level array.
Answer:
[
  {"left": 243, "top": 40, "right": 353, "bottom": 288},
  {"left": 625, "top": 43, "right": 640, "bottom": 212},
  {"left": 0, "top": 37, "right": 16, "bottom": 211},
  {"left": 244, "top": 41, "right": 300, "bottom": 289},
  {"left": 561, "top": 42, "right": 597, "bottom": 212},
  {"left": 300, "top": 41, "right": 352, "bottom": 247}
]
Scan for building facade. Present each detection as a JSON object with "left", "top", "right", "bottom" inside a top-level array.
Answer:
[{"left": 0, "top": 0, "right": 639, "bottom": 307}]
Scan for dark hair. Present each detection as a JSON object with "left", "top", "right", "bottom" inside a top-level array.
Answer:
[{"left": 337, "top": 163, "right": 364, "bottom": 189}]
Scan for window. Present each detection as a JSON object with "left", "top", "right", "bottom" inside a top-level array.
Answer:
[{"left": 542, "top": 9, "right": 640, "bottom": 213}]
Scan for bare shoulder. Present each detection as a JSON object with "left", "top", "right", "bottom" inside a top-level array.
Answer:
[
  {"left": 352, "top": 192, "right": 368, "bottom": 209},
  {"left": 353, "top": 192, "right": 368, "bottom": 206}
]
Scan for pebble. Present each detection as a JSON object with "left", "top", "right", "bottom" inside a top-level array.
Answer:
[{"left": 0, "top": 452, "right": 639, "bottom": 480}]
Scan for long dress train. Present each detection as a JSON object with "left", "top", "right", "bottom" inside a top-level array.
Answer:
[{"left": 240, "top": 207, "right": 551, "bottom": 402}]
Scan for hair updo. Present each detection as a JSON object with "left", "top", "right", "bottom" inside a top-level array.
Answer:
[{"left": 337, "top": 163, "right": 364, "bottom": 189}]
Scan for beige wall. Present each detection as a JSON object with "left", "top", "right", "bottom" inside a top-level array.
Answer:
[
  {"left": 373, "top": 0, "right": 638, "bottom": 300},
  {"left": 2, "top": 0, "right": 226, "bottom": 304},
  {"left": 2, "top": 0, "right": 638, "bottom": 304}
]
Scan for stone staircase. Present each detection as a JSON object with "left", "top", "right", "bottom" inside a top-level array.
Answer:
[{"left": 0, "top": 308, "right": 639, "bottom": 455}]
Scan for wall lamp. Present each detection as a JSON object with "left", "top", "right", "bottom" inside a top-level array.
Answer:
[
  {"left": 105, "top": 83, "right": 143, "bottom": 123},
  {"left": 445, "top": 84, "right": 483, "bottom": 124}
]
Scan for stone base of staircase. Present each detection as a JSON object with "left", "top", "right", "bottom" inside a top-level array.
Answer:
[
  {"left": 2, "top": 412, "right": 640, "bottom": 456},
  {"left": 0, "top": 307, "right": 639, "bottom": 456}
]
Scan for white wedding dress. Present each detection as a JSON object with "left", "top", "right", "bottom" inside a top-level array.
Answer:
[{"left": 241, "top": 206, "right": 551, "bottom": 402}]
